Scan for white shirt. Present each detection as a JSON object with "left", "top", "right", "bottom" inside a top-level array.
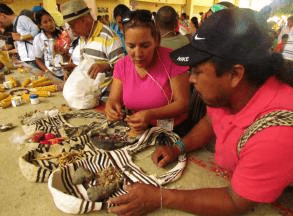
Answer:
[
  {"left": 33, "top": 31, "right": 64, "bottom": 77},
  {"left": 14, "top": 15, "right": 39, "bottom": 62}
]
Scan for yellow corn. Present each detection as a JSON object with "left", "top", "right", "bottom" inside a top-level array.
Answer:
[
  {"left": 0, "top": 95, "right": 12, "bottom": 108},
  {"left": 7, "top": 76, "right": 19, "bottom": 88},
  {"left": 36, "top": 91, "right": 51, "bottom": 97},
  {"left": 21, "top": 78, "right": 31, "bottom": 88},
  {"left": 0, "top": 92, "right": 9, "bottom": 101},
  {"left": 0, "top": 84, "right": 4, "bottom": 92},
  {"left": 30, "top": 77, "right": 50, "bottom": 87},
  {"left": 21, "top": 94, "right": 30, "bottom": 102},
  {"left": 31, "top": 80, "right": 53, "bottom": 87},
  {"left": 33, "top": 85, "right": 58, "bottom": 92}
]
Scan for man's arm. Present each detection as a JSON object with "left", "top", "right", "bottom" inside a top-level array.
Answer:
[
  {"left": 108, "top": 183, "right": 254, "bottom": 216},
  {"left": 152, "top": 114, "right": 215, "bottom": 167}
]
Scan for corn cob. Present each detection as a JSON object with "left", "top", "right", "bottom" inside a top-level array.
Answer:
[
  {"left": 0, "top": 92, "right": 9, "bottom": 101},
  {"left": 21, "top": 94, "right": 30, "bottom": 102},
  {"left": 0, "top": 95, "right": 12, "bottom": 108},
  {"left": 32, "top": 85, "right": 58, "bottom": 92},
  {"left": 31, "top": 80, "right": 53, "bottom": 87},
  {"left": 29, "top": 77, "right": 50, "bottom": 87},
  {"left": 36, "top": 91, "right": 51, "bottom": 97},
  {"left": 7, "top": 76, "right": 19, "bottom": 88},
  {"left": 0, "top": 84, "right": 5, "bottom": 92},
  {"left": 21, "top": 78, "right": 31, "bottom": 88}
]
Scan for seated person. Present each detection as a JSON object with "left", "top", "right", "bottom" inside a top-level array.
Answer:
[
  {"left": 107, "top": 8, "right": 293, "bottom": 216},
  {"left": 156, "top": 6, "right": 190, "bottom": 50},
  {"left": 60, "top": 0, "right": 124, "bottom": 110},
  {"left": 33, "top": 9, "right": 67, "bottom": 80},
  {"left": 105, "top": 10, "right": 190, "bottom": 134},
  {"left": 110, "top": 4, "right": 130, "bottom": 55}
]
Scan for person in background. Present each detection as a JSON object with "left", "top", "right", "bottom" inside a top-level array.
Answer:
[
  {"left": 274, "top": 34, "right": 288, "bottom": 53},
  {"left": 33, "top": 9, "right": 65, "bottom": 80},
  {"left": 97, "top": 15, "right": 102, "bottom": 23},
  {"left": 110, "top": 4, "right": 130, "bottom": 55},
  {"left": 102, "top": 14, "right": 110, "bottom": 26},
  {"left": 280, "top": 16, "right": 293, "bottom": 67},
  {"left": 187, "top": 16, "right": 199, "bottom": 41},
  {"left": 0, "top": 22, "right": 14, "bottom": 51},
  {"left": 200, "top": 1, "right": 236, "bottom": 27},
  {"left": 107, "top": 8, "right": 293, "bottom": 216},
  {"left": 19, "top": 9, "right": 34, "bottom": 22},
  {"left": 105, "top": 10, "right": 190, "bottom": 135},
  {"left": 278, "top": 16, "right": 293, "bottom": 42},
  {"left": 60, "top": 0, "right": 124, "bottom": 109},
  {"left": 190, "top": 17, "right": 198, "bottom": 34},
  {"left": 178, "top": 12, "right": 189, "bottom": 35},
  {"left": 32, "top": 5, "right": 44, "bottom": 23},
  {"left": 156, "top": 6, "right": 190, "bottom": 50},
  {"left": 0, "top": 4, "right": 39, "bottom": 67},
  {"left": 60, "top": 0, "right": 124, "bottom": 80}
]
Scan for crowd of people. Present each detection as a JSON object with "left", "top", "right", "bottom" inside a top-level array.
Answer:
[{"left": 0, "top": 0, "right": 293, "bottom": 215}]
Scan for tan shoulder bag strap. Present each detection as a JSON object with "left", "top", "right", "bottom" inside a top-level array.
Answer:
[{"left": 237, "top": 110, "right": 293, "bottom": 157}]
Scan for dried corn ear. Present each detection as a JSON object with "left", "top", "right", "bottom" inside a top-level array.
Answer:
[
  {"left": 0, "top": 84, "right": 4, "bottom": 92},
  {"left": 31, "top": 80, "right": 53, "bottom": 87},
  {"left": 33, "top": 85, "right": 58, "bottom": 92},
  {"left": 0, "top": 95, "right": 12, "bottom": 108},
  {"left": 0, "top": 92, "right": 9, "bottom": 101},
  {"left": 21, "top": 78, "right": 31, "bottom": 87},
  {"left": 29, "top": 77, "right": 49, "bottom": 87},
  {"left": 7, "top": 76, "right": 19, "bottom": 88},
  {"left": 21, "top": 94, "right": 30, "bottom": 102},
  {"left": 36, "top": 91, "right": 51, "bottom": 97}
]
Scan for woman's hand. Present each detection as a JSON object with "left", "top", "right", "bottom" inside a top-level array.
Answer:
[
  {"left": 125, "top": 110, "right": 153, "bottom": 133},
  {"left": 108, "top": 183, "right": 161, "bottom": 216},
  {"left": 105, "top": 100, "right": 123, "bottom": 121}
]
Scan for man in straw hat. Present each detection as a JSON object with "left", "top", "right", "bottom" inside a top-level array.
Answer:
[
  {"left": 107, "top": 8, "right": 293, "bottom": 216},
  {"left": 60, "top": 0, "right": 123, "bottom": 79}
]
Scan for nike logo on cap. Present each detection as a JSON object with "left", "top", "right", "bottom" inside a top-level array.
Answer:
[{"left": 194, "top": 34, "right": 206, "bottom": 40}]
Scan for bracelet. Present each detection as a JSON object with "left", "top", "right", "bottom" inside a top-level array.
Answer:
[
  {"left": 160, "top": 186, "right": 163, "bottom": 209},
  {"left": 175, "top": 139, "right": 186, "bottom": 154}
]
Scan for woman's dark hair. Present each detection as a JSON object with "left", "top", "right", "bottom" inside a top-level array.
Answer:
[
  {"left": 123, "top": 10, "right": 160, "bottom": 43},
  {"left": 210, "top": 52, "right": 284, "bottom": 86},
  {"left": 35, "top": 9, "right": 61, "bottom": 38},
  {"left": 191, "top": 16, "right": 199, "bottom": 29},
  {"left": 0, "top": 4, "right": 14, "bottom": 15},
  {"left": 113, "top": 4, "right": 130, "bottom": 20}
]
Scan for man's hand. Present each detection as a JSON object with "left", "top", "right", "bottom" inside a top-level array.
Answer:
[
  {"left": 108, "top": 183, "right": 161, "bottom": 216},
  {"left": 152, "top": 145, "right": 180, "bottom": 168},
  {"left": 88, "top": 62, "right": 110, "bottom": 79},
  {"left": 11, "top": 32, "right": 21, "bottom": 41}
]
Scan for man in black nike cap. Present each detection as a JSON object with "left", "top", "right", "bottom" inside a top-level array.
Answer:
[{"left": 107, "top": 8, "right": 293, "bottom": 216}]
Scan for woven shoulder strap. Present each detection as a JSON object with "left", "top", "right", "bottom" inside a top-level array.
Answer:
[{"left": 237, "top": 110, "right": 293, "bottom": 157}]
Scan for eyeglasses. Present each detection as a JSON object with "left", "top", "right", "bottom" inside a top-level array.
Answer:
[{"left": 121, "top": 10, "right": 153, "bottom": 25}]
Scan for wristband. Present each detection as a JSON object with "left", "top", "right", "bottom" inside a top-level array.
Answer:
[{"left": 175, "top": 139, "right": 186, "bottom": 154}]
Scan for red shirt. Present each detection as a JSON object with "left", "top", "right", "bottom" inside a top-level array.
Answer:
[{"left": 207, "top": 77, "right": 293, "bottom": 202}]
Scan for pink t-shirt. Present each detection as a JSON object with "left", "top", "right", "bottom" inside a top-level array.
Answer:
[
  {"left": 113, "top": 47, "right": 188, "bottom": 111},
  {"left": 207, "top": 77, "right": 293, "bottom": 202}
]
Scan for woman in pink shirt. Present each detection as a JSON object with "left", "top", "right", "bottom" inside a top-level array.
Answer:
[{"left": 105, "top": 10, "right": 190, "bottom": 133}]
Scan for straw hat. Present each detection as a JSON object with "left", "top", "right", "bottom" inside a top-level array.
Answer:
[{"left": 60, "top": 0, "right": 90, "bottom": 23}]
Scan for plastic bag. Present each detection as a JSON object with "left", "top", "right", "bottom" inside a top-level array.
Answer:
[{"left": 63, "top": 58, "right": 106, "bottom": 110}]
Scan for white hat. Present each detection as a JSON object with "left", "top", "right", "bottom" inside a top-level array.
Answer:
[{"left": 60, "top": 0, "right": 90, "bottom": 22}]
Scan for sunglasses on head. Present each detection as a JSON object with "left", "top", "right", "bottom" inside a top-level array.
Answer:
[{"left": 122, "top": 10, "right": 153, "bottom": 25}]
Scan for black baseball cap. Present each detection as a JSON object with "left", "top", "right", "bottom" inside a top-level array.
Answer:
[{"left": 170, "top": 8, "right": 272, "bottom": 66}]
